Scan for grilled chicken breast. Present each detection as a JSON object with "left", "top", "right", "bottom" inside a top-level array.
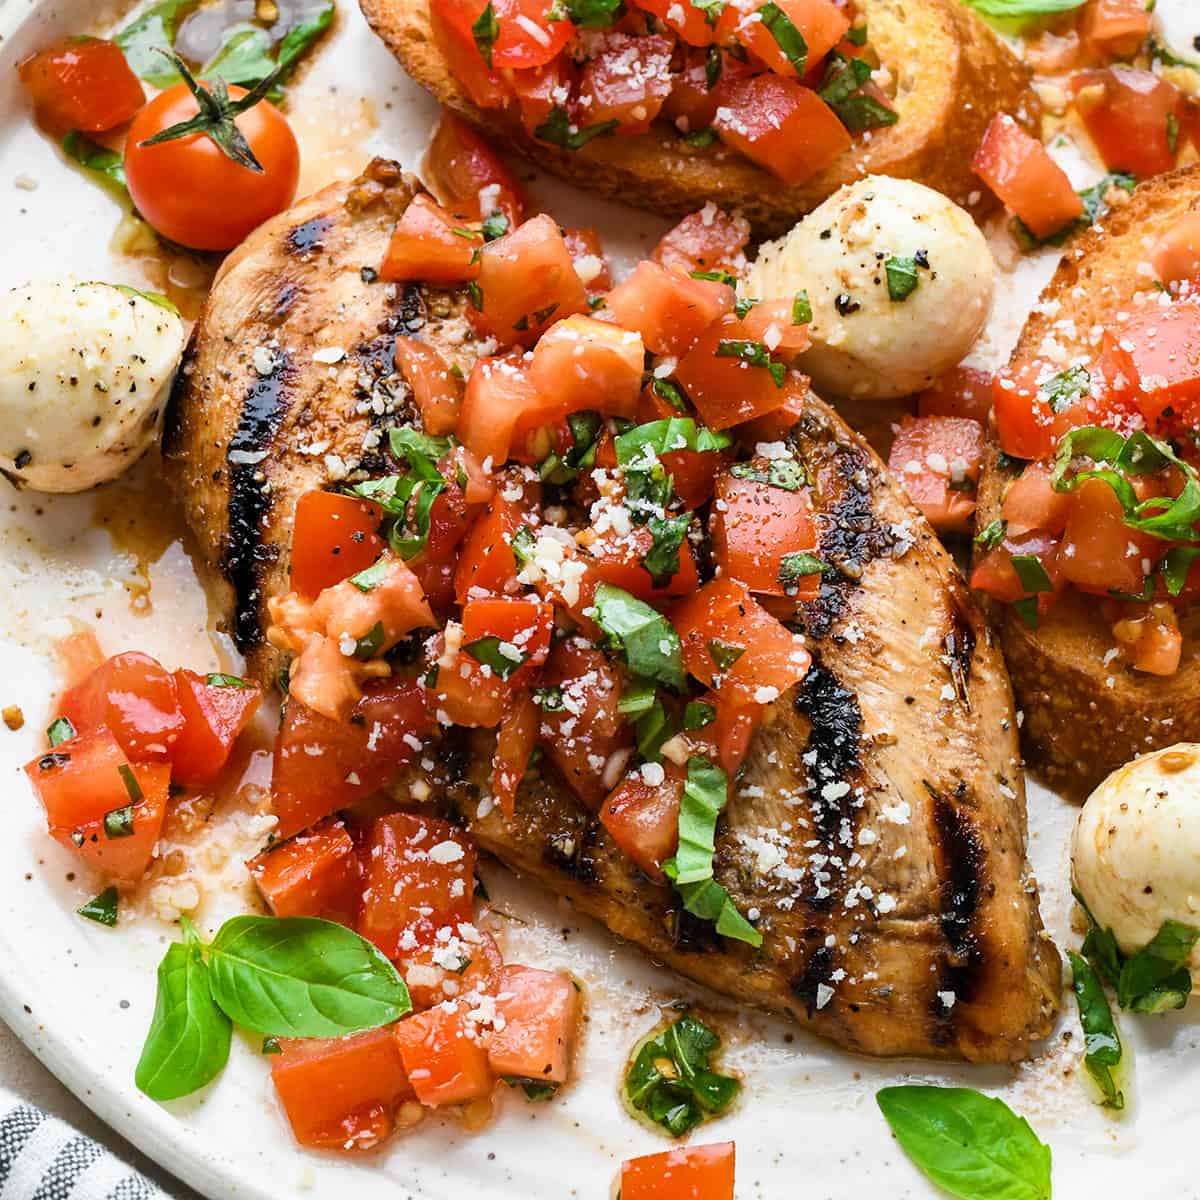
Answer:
[{"left": 166, "top": 159, "right": 1060, "bottom": 1062}]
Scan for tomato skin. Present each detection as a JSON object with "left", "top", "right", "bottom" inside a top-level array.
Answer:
[
  {"left": 461, "top": 597, "right": 555, "bottom": 684},
  {"left": 249, "top": 818, "right": 362, "bottom": 922},
  {"left": 488, "top": 965, "right": 580, "bottom": 1083},
  {"left": 1057, "top": 476, "right": 1155, "bottom": 595},
  {"left": 584, "top": 522, "right": 701, "bottom": 601},
  {"left": 19, "top": 37, "right": 144, "bottom": 133},
  {"left": 600, "top": 763, "right": 684, "bottom": 881},
  {"left": 272, "top": 1026, "right": 413, "bottom": 1151},
  {"left": 685, "top": 691, "right": 759, "bottom": 777},
  {"left": 436, "top": 0, "right": 572, "bottom": 70},
  {"left": 1079, "top": 0, "right": 1153, "bottom": 61},
  {"left": 426, "top": 112, "right": 527, "bottom": 226},
  {"left": 1102, "top": 302, "right": 1200, "bottom": 425},
  {"left": 429, "top": 0, "right": 510, "bottom": 107},
  {"left": 125, "top": 82, "right": 299, "bottom": 252},
  {"left": 718, "top": 0, "right": 849, "bottom": 78},
  {"left": 620, "top": 1142, "right": 736, "bottom": 1200},
  {"left": 1071, "top": 67, "right": 1183, "bottom": 180},
  {"left": 1000, "top": 462, "right": 1072, "bottom": 536},
  {"left": 605, "top": 262, "right": 735, "bottom": 358},
  {"left": 454, "top": 483, "right": 539, "bottom": 604},
  {"left": 61, "top": 651, "right": 184, "bottom": 762},
  {"left": 170, "top": 670, "right": 262, "bottom": 787},
  {"left": 291, "top": 492, "right": 385, "bottom": 599},
  {"left": 713, "top": 75, "right": 851, "bottom": 185},
  {"left": 633, "top": 0, "right": 717, "bottom": 45},
  {"left": 526, "top": 315, "right": 645, "bottom": 422},
  {"left": 917, "top": 366, "right": 994, "bottom": 424},
  {"left": 577, "top": 34, "right": 676, "bottom": 134},
  {"left": 394, "top": 336, "right": 463, "bottom": 436},
  {"left": 887, "top": 415, "right": 985, "bottom": 534},
  {"left": 25, "top": 728, "right": 169, "bottom": 883},
  {"left": 991, "top": 362, "right": 1057, "bottom": 461},
  {"left": 1152, "top": 210, "right": 1200, "bottom": 288},
  {"left": 493, "top": 691, "right": 540, "bottom": 818},
  {"left": 393, "top": 1004, "right": 494, "bottom": 1107},
  {"left": 652, "top": 207, "right": 749, "bottom": 276},
  {"left": 424, "top": 631, "right": 512, "bottom": 727},
  {"left": 970, "top": 531, "right": 1062, "bottom": 606},
  {"left": 459, "top": 352, "right": 549, "bottom": 466},
  {"left": 971, "top": 114, "right": 1083, "bottom": 239},
  {"left": 381, "top": 193, "right": 482, "bottom": 284},
  {"left": 408, "top": 480, "right": 471, "bottom": 614}
]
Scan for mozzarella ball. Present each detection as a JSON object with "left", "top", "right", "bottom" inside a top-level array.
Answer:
[
  {"left": 744, "top": 176, "right": 995, "bottom": 400},
  {"left": 1072, "top": 743, "right": 1200, "bottom": 966},
  {"left": 1154, "top": 0, "right": 1200, "bottom": 69},
  {"left": 0, "top": 281, "right": 185, "bottom": 492}
]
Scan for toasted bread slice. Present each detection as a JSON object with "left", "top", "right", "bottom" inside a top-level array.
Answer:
[
  {"left": 359, "top": 0, "right": 1039, "bottom": 235},
  {"left": 975, "top": 165, "right": 1200, "bottom": 799}
]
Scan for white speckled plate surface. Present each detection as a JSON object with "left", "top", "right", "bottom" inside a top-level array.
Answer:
[{"left": 0, "top": 1, "right": 1198, "bottom": 1196}]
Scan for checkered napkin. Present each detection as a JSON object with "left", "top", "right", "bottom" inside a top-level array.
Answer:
[{"left": 0, "top": 1087, "right": 169, "bottom": 1200}]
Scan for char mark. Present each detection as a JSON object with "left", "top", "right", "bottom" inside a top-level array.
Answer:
[
  {"left": 791, "top": 942, "right": 836, "bottom": 1016},
  {"left": 944, "top": 604, "right": 976, "bottom": 710},
  {"left": 794, "top": 661, "right": 863, "bottom": 840},
  {"left": 543, "top": 818, "right": 599, "bottom": 885},
  {"left": 287, "top": 216, "right": 333, "bottom": 253},
  {"left": 671, "top": 907, "right": 720, "bottom": 954},
  {"left": 222, "top": 355, "right": 294, "bottom": 651}
]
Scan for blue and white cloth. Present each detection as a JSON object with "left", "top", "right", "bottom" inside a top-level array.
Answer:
[{"left": 0, "top": 1088, "right": 168, "bottom": 1200}]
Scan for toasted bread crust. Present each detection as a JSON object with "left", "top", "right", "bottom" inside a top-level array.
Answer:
[
  {"left": 976, "top": 165, "right": 1200, "bottom": 799},
  {"left": 359, "top": 0, "right": 1039, "bottom": 235}
]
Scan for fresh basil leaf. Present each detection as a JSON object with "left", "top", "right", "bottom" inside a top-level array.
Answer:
[
  {"left": 691, "top": 0, "right": 726, "bottom": 25},
  {"left": 714, "top": 339, "right": 785, "bottom": 387},
  {"left": 1078, "top": 172, "right": 1136, "bottom": 224},
  {"left": 135, "top": 923, "right": 232, "bottom": 1101},
  {"left": 105, "top": 805, "right": 135, "bottom": 839},
  {"left": 691, "top": 269, "right": 739, "bottom": 289},
  {"left": 614, "top": 418, "right": 733, "bottom": 465},
  {"left": 779, "top": 552, "right": 827, "bottom": 586},
  {"left": 206, "top": 915, "right": 412, "bottom": 1038},
  {"left": 635, "top": 698, "right": 676, "bottom": 761},
  {"left": 352, "top": 427, "right": 450, "bottom": 560},
  {"left": 670, "top": 756, "right": 729, "bottom": 886},
  {"left": 1162, "top": 546, "right": 1200, "bottom": 596},
  {"left": 876, "top": 1085, "right": 1052, "bottom": 1200},
  {"left": 77, "top": 886, "right": 118, "bottom": 928},
  {"left": 115, "top": 0, "right": 200, "bottom": 87},
  {"left": 1117, "top": 920, "right": 1200, "bottom": 1014},
  {"left": 113, "top": 284, "right": 179, "bottom": 314},
  {"left": 1010, "top": 554, "right": 1053, "bottom": 595},
  {"left": 885, "top": 256, "right": 922, "bottom": 302},
  {"left": 1011, "top": 596, "right": 1040, "bottom": 628},
  {"left": 354, "top": 620, "right": 386, "bottom": 661},
  {"left": 205, "top": 672, "right": 251, "bottom": 689},
  {"left": 683, "top": 700, "right": 716, "bottom": 730},
  {"left": 593, "top": 583, "right": 686, "bottom": 691},
  {"left": 481, "top": 211, "right": 509, "bottom": 241},
  {"left": 667, "top": 872, "right": 762, "bottom": 946},
  {"left": 534, "top": 107, "right": 619, "bottom": 151},
  {"left": 704, "top": 43, "right": 723, "bottom": 87},
  {"left": 618, "top": 680, "right": 658, "bottom": 717},
  {"left": 511, "top": 524, "right": 536, "bottom": 566},
  {"left": 962, "top": 0, "right": 1086, "bottom": 29},
  {"left": 1074, "top": 888, "right": 1123, "bottom": 989},
  {"left": 758, "top": 1, "right": 807, "bottom": 74},
  {"left": 792, "top": 290, "right": 812, "bottom": 325},
  {"left": 645, "top": 514, "right": 691, "bottom": 586},
  {"left": 472, "top": 0, "right": 500, "bottom": 65},
  {"left": 1067, "top": 951, "right": 1124, "bottom": 1110},
  {"left": 533, "top": 685, "right": 565, "bottom": 712},
  {"left": 62, "top": 132, "right": 129, "bottom": 195},
  {"left": 202, "top": 26, "right": 275, "bottom": 88},
  {"left": 652, "top": 378, "right": 689, "bottom": 411},
  {"left": 46, "top": 717, "right": 75, "bottom": 747},
  {"left": 348, "top": 561, "right": 390, "bottom": 592},
  {"left": 846, "top": 22, "right": 868, "bottom": 45},
  {"left": 464, "top": 635, "right": 529, "bottom": 680},
  {"left": 707, "top": 639, "right": 744, "bottom": 672},
  {"left": 974, "top": 518, "right": 1006, "bottom": 550},
  {"left": 819, "top": 51, "right": 871, "bottom": 105}
]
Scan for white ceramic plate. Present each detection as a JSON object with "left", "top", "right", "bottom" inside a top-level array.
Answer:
[{"left": 1, "top": 2, "right": 1198, "bottom": 1196}]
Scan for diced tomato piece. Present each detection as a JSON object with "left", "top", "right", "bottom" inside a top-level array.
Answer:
[
  {"left": 970, "top": 531, "right": 1063, "bottom": 605},
  {"left": 718, "top": 0, "right": 849, "bottom": 78},
  {"left": 563, "top": 227, "right": 612, "bottom": 294},
  {"left": 61, "top": 651, "right": 184, "bottom": 762},
  {"left": 606, "top": 262, "right": 734, "bottom": 358},
  {"left": 459, "top": 352, "right": 550, "bottom": 466},
  {"left": 526, "top": 315, "right": 644, "bottom": 421},
  {"left": 1057, "top": 476, "right": 1155, "bottom": 595},
  {"left": 887, "top": 415, "right": 985, "bottom": 534},
  {"left": 454, "top": 483, "right": 539, "bottom": 603},
  {"left": 600, "top": 762, "right": 684, "bottom": 880},
  {"left": 635, "top": 386, "right": 728, "bottom": 509},
  {"left": 492, "top": 691, "right": 539, "bottom": 818},
  {"left": 917, "top": 366, "right": 994, "bottom": 423},
  {"left": 634, "top": 0, "right": 717, "bottom": 44},
  {"left": 271, "top": 680, "right": 433, "bottom": 839},
  {"left": 735, "top": 380, "right": 809, "bottom": 445},
  {"left": 25, "top": 728, "right": 169, "bottom": 883},
  {"left": 577, "top": 34, "right": 676, "bottom": 135},
  {"left": 249, "top": 818, "right": 361, "bottom": 921},
  {"left": 972, "top": 114, "right": 1084, "bottom": 239},
  {"left": 462, "top": 597, "right": 555, "bottom": 681},
  {"left": 710, "top": 467, "right": 819, "bottom": 596},
  {"left": 408, "top": 478, "right": 471, "bottom": 614},
  {"left": 1103, "top": 300, "right": 1200, "bottom": 425},
  {"left": 672, "top": 579, "right": 811, "bottom": 706},
  {"left": 734, "top": 299, "right": 811, "bottom": 359},
  {"left": 1071, "top": 67, "right": 1183, "bottom": 181},
  {"left": 713, "top": 75, "right": 850, "bottom": 185},
  {"left": 620, "top": 1143, "right": 736, "bottom": 1200},
  {"left": 1152, "top": 210, "right": 1200, "bottom": 289},
  {"left": 488, "top": 965, "right": 579, "bottom": 1083},
  {"left": 652, "top": 207, "right": 749, "bottom": 276},
  {"left": 290, "top": 491, "right": 385, "bottom": 599},
  {"left": 170, "top": 670, "right": 262, "bottom": 787},
  {"left": 433, "top": 0, "right": 572, "bottom": 70},
  {"left": 510, "top": 56, "right": 576, "bottom": 136},
  {"left": 991, "top": 360, "right": 1061, "bottom": 461},
  {"left": 394, "top": 336, "right": 463, "bottom": 437},
  {"left": 271, "top": 1026, "right": 413, "bottom": 1151},
  {"left": 357, "top": 812, "right": 475, "bottom": 959},
  {"left": 1079, "top": 0, "right": 1153, "bottom": 61},
  {"left": 381, "top": 194, "right": 482, "bottom": 284},
  {"left": 426, "top": 112, "right": 526, "bottom": 226},
  {"left": 424, "top": 630, "right": 511, "bottom": 727},
  {"left": 674, "top": 311, "right": 807, "bottom": 429},
  {"left": 539, "top": 639, "right": 632, "bottom": 809},
  {"left": 428, "top": 0, "right": 510, "bottom": 108},
  {"left": 1125, "top": 601, "right": 1183, "bottom": 675},
  {"left": 393, "top": 1004, "right": 494, "bottom": 1107},
  {"left": 685, "top": 691, "right": 760, "bottom": 777},
  {"left": 584, "top": 522, "right": 701, "bottom": 601},
  {"left": 1000, "top": 462, "right": 1071, "bottom": 536},
  {"left": 19, "top": 37, "right": 144, "bottom": 133},
  {"left": 471, "top": 213, "right": 589, "bottom": 346}
]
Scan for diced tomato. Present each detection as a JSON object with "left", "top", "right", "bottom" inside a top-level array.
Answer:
[
  {"left": 510, "top": 56, "right": 576, "bottom": 136},
  {"left": 61, "top": 651, "right": 184, "bottom": 762},
  {"left": 1057, "top": 476, "right": 1155, "bottom": 595},
  {"left": 600, "top": 762, "right": 684, "bottom": 880},
  {"left": 424, "top": 631, "right": 511, "bottom": 727},
  {"left": 636, "top": 386, "right": 728, "bottom": 510},
  {"left": 357, "top": 812, "right": 475, "bottom": 959},
  {"left": 1000, "top": 462, "right": 1072, "bottom": 536},
  {"left": 459, "top": 352, "right": 550, "bottom": 466},
  {"left": 408, "top": 479, "right": 471, "bottom": 614},
  {"left": 272, "top": 680, "right": 433, "bottom": 839},
  {"left": 1071, "top": 67, "right": 1183, "bottom": 181},
  {"left": 620, "top": 1143, "right": 736, "bottom": 1200},
  {"left": 290, "top": 491, "right": 385, "bottom": 599},
  {"left": 887, "top": 415, "right": 985, "bottom": 534},
  {"left": 492, "top": 691, "right": 539, "bottom": 818},
  {"left": 461, "top": 597, "right": 555, "bottom": 685},
  {"left": 972, "top": 114, "right": 1084, "bottom": 239},
  {"left": 652, "top": 207, "right": 749, "bottom": 276},
  {"left": 1079, "top": 0, "right": 1153, "bottom": 62},
  {"left": 634, "top": 0, "right": 717, "bottom": 44},
  {"left": 577, "top": 34, "right": 676, "bottom": 135},
  {"left": 454, "top": 484, "right": 538, "bottom": 604},
  {"left": 393, "top": 1004, "right": 494, "bottom": 1107},
  {"left": 539, "top": 639, "right": 632, "bottom": 809},
  {"left": 672, "top": 578, "right": 811, "bottom": 706},
  {"left": 1103, "top": 300, "right": 1200, "bottom": 425},
  {"left": 713, "top": 75, "right": 851, "bottom": 185},
  {"left": 605, "top": 262, "right": 734, "bottom": 358},
  {"left": 734, "top": 299, "right": 811, "bottom": 359},
  {"left": 526, "top": 315, "right": 644, "bottom": 421},
  {"left": 917, "top": 366, "right": 994, "bottom": 424},
  {"left": 584, "top": 521, "right": 701, "bottom": 601},
  {"left": 428, "top": 0, "right": 509, "bottom": 108},
  {"left": 718, "top": 0, "right": 849, "bottom": 78},
  {"left": 170, "top": 670, "right": 262, "bottom": 787},
  {"left": 1123, "top": 601, "right": 1182, "bottom": 675},
  {"left": 272, "top": 1026, "right": 413, "bottom": 1151},
  {"left": 394, "top": 336, "right": 463, "bottom": 437},
  {"left": 488, "top": 965, "right": 579, "bottom": 1083},
  {"left": 470, "top": 213, "right": 588, "bottom": 346},
  {"left": 710, "top": 467, "right": 820, "bottom": 597},
  {"left": 991, "top": 361, "right": 1059, "bottom": 461},
  {"left": 433, "top": 0, "right": 573, "bottom": 70},
  {"left": 249, "top": 818, "right": 361, "bottom": 921},
  {"left": 563, "top": 227, "right": 612, "bottom": 293},
  {"left": 426, "top": 112, "right": 527, "bottom": 226},
  {"left": 674, "top": 311, "right": 807, "bottom": 429},
  {"left": 970, "top": 531, "right": 1063, "bottom": 605},
  {"left": 735, "top": 380, "right": 809, "bottom": 445},
  {"left": 25, "top": 728, "right": 169, "bottom": 883},
  {"left": 19, "top": 37, "right": 144, "bottom": 133},
  {"left": 381, "top": 193, "right": 482, "bottom": 285},
  {"left": 1152, "top": 210, "right": 1200, "bottom": 288},
  {"left": 685, "top": 692, "right": 760, "bottom": 777}
]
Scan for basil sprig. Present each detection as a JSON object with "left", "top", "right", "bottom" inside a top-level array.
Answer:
[
  {"left": 136, "top": 915, "right": 411, "bottom": 1102},
  {"left": 593, "top": 583, "right": 685, "bottom": 690},
  {"left": 351, "top": 426, "right": 450, "bottom": 559},
  {"left": 614, "top": 418, "right": 732, "bottom": 466},
  {"left": 625, "top": 1015, "right": 739, "bottom": 1137},
  {"left": 116, "top": 0, "right": 200, "bottom": 87},
  {"left": 876, "top": 1086, "right": 1052, "bottom": 1200},
  {"left": 62, "top": 132, "right": 129, "bottom": 195},
  {"left": 1067, "top": 951, "right": 1124, "bottom": 1110}
]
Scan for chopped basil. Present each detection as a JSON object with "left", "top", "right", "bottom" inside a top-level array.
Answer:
[
  {"left": 974, "top": 518, "right": 1006, "bottom": 549},
  {"left": 624, "top": 1015, "right": 740, "bottom": 1137},
  {"left": 645, "top": 514, "right": 691, "bottom": 586},
  {"left": 205, "top": 672, "right": 252, "bottom": 688},
  {"left": 1067, "top": 951, "right": 1124, "bottom": 1110},
  {"left": 1168, "top": 111, "right": 1180, "bottom": 156},
  {"left": 635, "top": 698, "right": 676, "bottom": 761},
  {"left": 354, "top": 621, "right": 386, "bottom": 661},
  {"left": 779, "top": 552, "right": 827, "bottom": 586},
  {"left": 348, "top": 561, "right": 390, "bottom": 592},
  {"left": 1079, "top": 172, "right": 1136, "bottom": 225},
  {"left": 758, "top": 1, "right": 807, "bottom": 75},
  {"left": 548, "top": 0, "right": 625, "bottom": 24},
  {"left": 684, "top": 127, "right": 719, "bottom": 148},
  {"left": 113, "top": 285, "right": 179, "bottom": 314},
  {"left": 691, "top": 0, "right": 726, "bottom": 26},
  {"left": 683, "top": 701, "right": 716, "bottom": 730},
  {"left": 1039, "top": 365, "right": 1090, "bottom": 414},
  {"left": 503, "top": 1076, "right": 560, "bottom": 1100},
  {"left": 733, "top": 297, "right": 757, "bottom": 319},
  {"left": 593, "top": 583, "right": 686, "bottom": 691},
  {"left": 115, "top": 0, "right": 200, "bottom": 87},
  {"left": 792, "top": 290, "right": 812, "bottom": 325},
  {"left": 261, "top": 1036, "right": 282, "bottom": 1055},
  {"left": 1011, "top": 597, "right": 1040, "bottom": 628},
  {"left": 533, "top": 685, "right": 566, "bottom": 712},
  {"left": 466, "top": 281, "right": 484, "bottom": 311},
  {"left": 1162, "top": 546, "right": 1200, "bottom": 596},
  {"left": 818, "top": 53, "right": 897, "bottom": 132},
  {"left": 1009, "top": 554, "right": 1053, "bottom": 595},
  {"left": 704, "top": 43, "right": 723, "bottom": 87},
  {"left": 1074, "top": 888, "right": 1122, "bottom": 988},
  {"left": 77, "top": 886, "right": 119, "bottom": 928},
  {"left": 1117, "top": 921, "right": 1200, "bottom": 1013},
  {"left": 691, "top": 269, "right": 738, "bottom": 289},
  {"left": 541, "top": 410, "right": 602, "bottom": 484},
  {"left": 481, "top": 211, "right": 509, "bottom": 241},
  {"left": 104, "top": 804, "right": 136, "bottom": 839},
  {"left": 614, "top": 418, "right": 732, "bottom": 465},
  {"left": 62, "top": 131, "right": 129, "bottom": 194},
  {"left": 534, "top": 107, "right": 619, "bottom": 151},
  {"left": 471, "top": 1, "right": 499, "bottom": 65},
  {"left": 884, "top": 255, "right": 923, "bottom": 302},
  {"left": 511, "top": 524, "right": 537, "bottom": 566},
  {"left": 617, "top": 680, "right": 658, "bottom": 717},
  {"left": 767, "top": 459, "right": 805, "bottom": 491},
  {"left": 624, "top": 457, "right": 674, "bottom": 521},
  {"left": 714, "top": 339, "right": 785, "bottom": 387},
  {"left": 652, "top": 378, "right": 688, "bottom": 412},
  {"left": 464, "top": 636, "right": 528, "bottom": 680},
  {"left": 729, "top": 462, "right": 767, "bottom": 483},
  {"left": 46, "top": 717, "right": 75, "bottom": 747},
  {"left": 351, "top": 426, "right": 449, "bottom": 560},
  {"left": 846, "top": 21, "right": 868, "bottom": 44},
  {"left": 707, "top": 639, "right": 744, "bottom": 672},
  {"left": 118, "top": 763, "right": 144, "bottom": 803}
]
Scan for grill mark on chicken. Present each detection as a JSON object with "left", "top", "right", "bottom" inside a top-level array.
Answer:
[
  {"left": 944, "top": 607, "right": 976, "bottom": 711},
  {"left": 288, "top": 215, "right": 332, "bottom": 253},
  {"left": 792, "top": 942, "right": 836, "bottom": 1015}
]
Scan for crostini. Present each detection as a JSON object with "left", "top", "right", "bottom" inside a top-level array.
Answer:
[
  {"left": 973, "top": 165, "right": 1200, "bottom": 797},
  {"left": 358, "top": 0, "right": 1040, "bottom": 234}
]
